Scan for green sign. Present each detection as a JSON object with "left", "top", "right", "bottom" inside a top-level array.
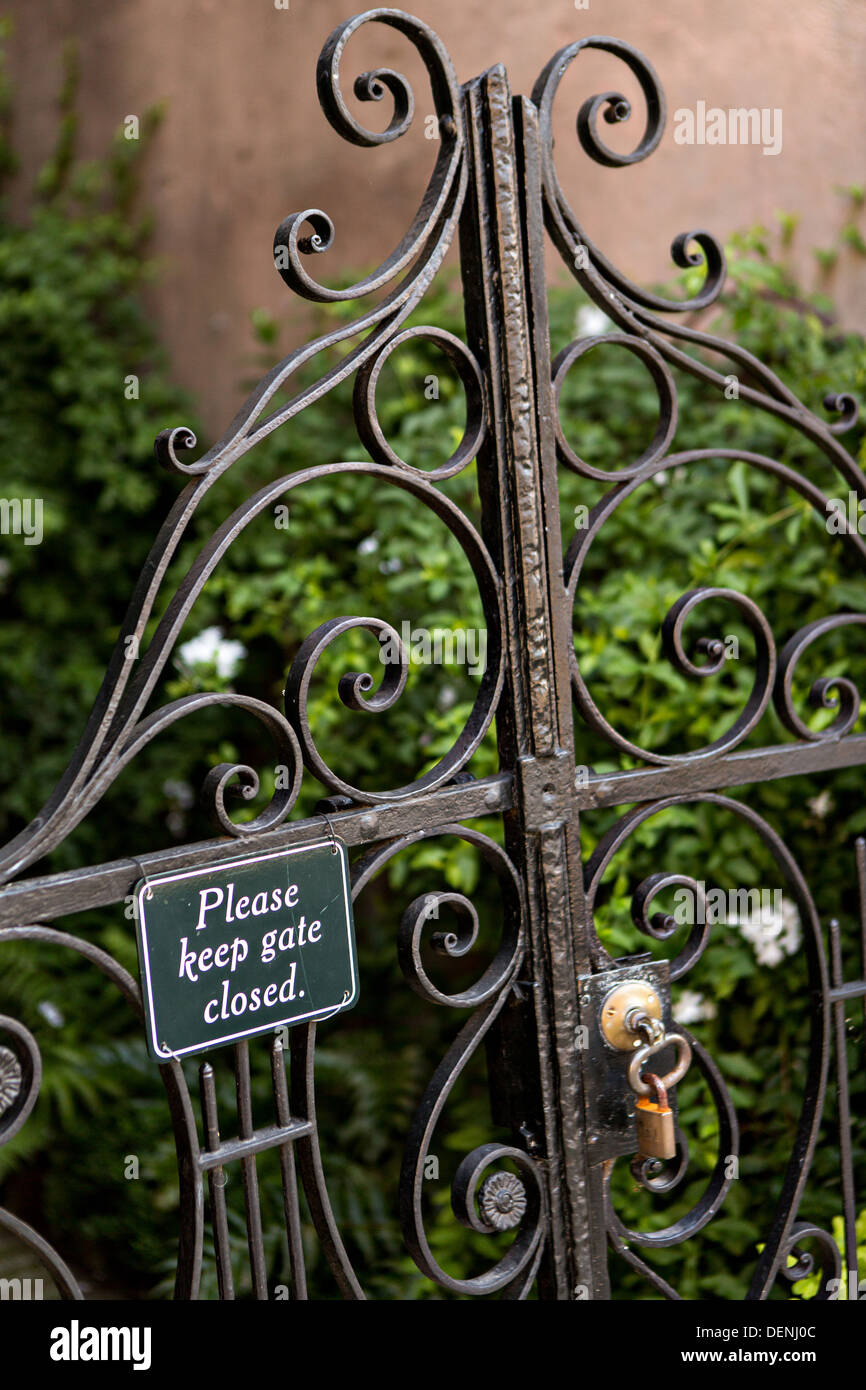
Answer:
[{"left": 134, "top": 839, "right": 358, "bottom": 1061}]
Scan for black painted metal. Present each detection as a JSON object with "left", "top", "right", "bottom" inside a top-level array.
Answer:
[{"left": 0, "top": 9, "right": 863, "bottom": 1301}]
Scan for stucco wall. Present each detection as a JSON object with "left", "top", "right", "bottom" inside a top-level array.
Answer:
[{"left": 7, "top": 0, "right": 866, "bottom": 432}]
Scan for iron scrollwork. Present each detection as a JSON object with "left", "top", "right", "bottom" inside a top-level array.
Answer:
[
  {"left": 0, "top": 7, "right": 527, "bottom": 1301},
  {"left": 0, "top": 7, "right": 862, "bottom": 1301},
  {"left": 538, "top": 35, "right": 863, "bottom": 1297},
  {"left": 353, "top": 824, "right": 545, "bottom": 1295}
]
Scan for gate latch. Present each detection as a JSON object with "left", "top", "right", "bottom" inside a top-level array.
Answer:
[
  {"left": 577, "top": 961, "right": 691, "bottom": 1164},
  {"left": 599, "top": 977, "right": 691, "bottom": 1161}
]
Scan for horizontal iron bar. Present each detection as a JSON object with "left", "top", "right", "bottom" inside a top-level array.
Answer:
[
  {"left": 199, "top": 1120, "right": 314, "bottom": 1169},
  {"left": 577, "top": 735, "right": 866, "bottom": 810},
  {"left": 3, "top": 735, "right": 865, "bottom": 926},
  {"left": 829, "top": 981, "right": 866, "bottom": 1004},
  {"left": 0, "top": 774, "right": 512, "bottom": 925}
]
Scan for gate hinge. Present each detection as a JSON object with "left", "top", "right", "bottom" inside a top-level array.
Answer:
[{"left": 516, "top": 749, "right": 574, "bottom": 831}]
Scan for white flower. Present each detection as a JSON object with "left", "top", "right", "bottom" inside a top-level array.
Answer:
[
  {"left": 437, "top": 684, "right": 457, "bottom": 712},
  {"left": 734, "top": 895, "right": 801, "bottom": 968},
  {"left": 177, "top": 626, "right": 246, "bottom": 679},
  {"left": 358, "top": 534, "right": 379, "bottom": 555},
  {"left": 379, "top": 556, "right": 402, "bottom": 575},
  {"left": 575, "top": 304, "right": 611, "bottom": 337},
  {"left": 673, "top": 989, "right": 717, "bottom": 1026},
  {"left": 38, "top": 1000, "right": 64, "bottom": 1028},
  {"left": 162, "top": 778, "right": 195, "bottom": 809},
  {"left": 807, "top": 790, "right": 833, "bottom": 820}
]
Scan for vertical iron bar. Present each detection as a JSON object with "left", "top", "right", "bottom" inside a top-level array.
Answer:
[
  {"left": 829, "top": 919, "right": 857, "bottom": 1300},
  {"left": 199, "top": 1061, "right": 235, "bottom": 1301},
  {"left": 234, "top": 1040, "right": 269, "bottom": 1299},
  {"left": 165, "top": 1058, "right": 205, "bottom": 1301},
  {"left": 514, "top": 89, "right": 610, "bottom": 1300},
  {"left": 290, "top": 1023, "right": 365, "bottom": 1298},
  {"left": 857, "top": 838, "right": 866, "bottom": 1035},
  {"left": 271, "top": 1036, "right": 308, "bottom": 1300},
  {"left": 459, "top": 64, "right": 608, "bottom": 1298}
]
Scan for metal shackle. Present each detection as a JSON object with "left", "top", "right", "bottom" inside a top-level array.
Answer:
[{"left": 627, "top": 1032, "right": 692, "bottom": 1097}]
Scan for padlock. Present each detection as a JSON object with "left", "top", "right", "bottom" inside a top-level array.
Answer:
[{"left": 634, "top": 1071, "right": 676, "bottom": 1160}]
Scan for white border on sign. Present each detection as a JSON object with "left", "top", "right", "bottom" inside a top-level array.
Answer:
[{"left": 135, "top": 839, "right": 357, "bottom": 1060}]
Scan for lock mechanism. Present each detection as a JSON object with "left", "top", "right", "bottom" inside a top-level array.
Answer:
[
  {"left": 599, "top": 979, "right": 663, "bottom": 1051},
  {"left": 578, "top": 960, "right": 687, "bottom": 1164},
  {"left": 595, "top": 973, "right": 692, "bottom": 1165}
]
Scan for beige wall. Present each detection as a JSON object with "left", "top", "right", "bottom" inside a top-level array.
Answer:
[{"left": 7, "top": 0, "right": 866, "bottom": 432}]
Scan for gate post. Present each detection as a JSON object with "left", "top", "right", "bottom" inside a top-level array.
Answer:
[{"left": 459, "top": 65, "right": 609, "bottom": 1299}]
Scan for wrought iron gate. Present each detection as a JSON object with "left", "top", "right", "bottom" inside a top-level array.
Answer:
[{"left": 0, "top": 8, "right": 864, "bottom": 1300}]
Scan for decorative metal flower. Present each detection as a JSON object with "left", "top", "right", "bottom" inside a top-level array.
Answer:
[
  {"left": 479, "top": 1171, "right": 527, "bottom": 1231},
  {"left": 0, "top": 1046, "right": 22, "bottom": 1116}
]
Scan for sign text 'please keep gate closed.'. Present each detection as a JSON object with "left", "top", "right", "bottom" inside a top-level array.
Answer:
[{"left": 134, "top": 840, "right": 358, "bottom": 1060}]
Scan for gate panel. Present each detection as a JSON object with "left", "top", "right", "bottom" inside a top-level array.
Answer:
[
  {"left": 0, "top": 8, "right": 863, "bottom": 1302},
  {"left": 532, "top": 33, "right": 863, "bottom": 1302}
]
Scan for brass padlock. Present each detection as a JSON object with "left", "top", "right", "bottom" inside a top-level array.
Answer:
[{"left": 634, "top": 1071, "right": 676, "bottom": 1160}]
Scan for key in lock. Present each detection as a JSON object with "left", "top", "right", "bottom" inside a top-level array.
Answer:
[{"left": 634, "top": 1071, "right": 676, "bottom": 1161}]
